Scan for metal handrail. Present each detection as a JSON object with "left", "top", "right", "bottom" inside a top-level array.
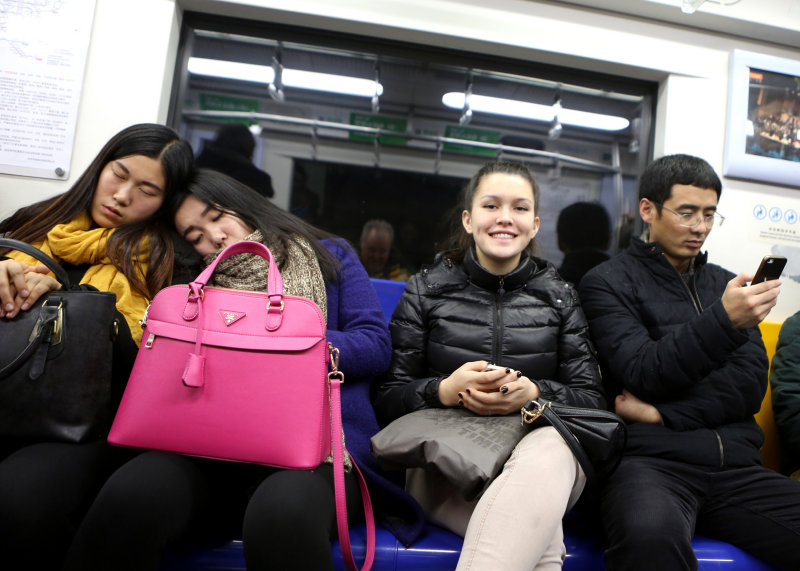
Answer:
[{"left": 181, "top": 109, "right": 620, "bottom": 174}]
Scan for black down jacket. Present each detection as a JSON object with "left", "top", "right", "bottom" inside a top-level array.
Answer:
[
  {"left": 372, "top": 249, "right": 605, "bottom": 426},
  {"left": 578, "top": 237, "right": 768, "bottom": 468}
]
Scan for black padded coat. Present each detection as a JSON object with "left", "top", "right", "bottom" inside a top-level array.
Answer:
[
  {"left": 372, "top": 249, "right": 605, "bottom": 426},
  {"left": 578, "top": 237, "right": 768, "bottom": 468}
]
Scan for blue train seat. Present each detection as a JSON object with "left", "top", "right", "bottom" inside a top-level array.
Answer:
[
  {"left": 370, "top": 277, "right": 407, "bottom": 322},
  {"left": 158, "top": 280, "right": 778, "bottom": 570},
  {"left": 159, "top": 523, "right": 777, "bottom": 570}
]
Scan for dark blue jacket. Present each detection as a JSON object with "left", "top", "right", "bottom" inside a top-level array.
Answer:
[
  {"left": 579, "top": 237, "right": 767, "bottom": 468},
  {"left": 322, "top": 240, "right": 425, "bottom": 544}
]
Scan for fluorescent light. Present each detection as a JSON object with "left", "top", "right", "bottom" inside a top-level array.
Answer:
[
  {"left": 188, "top": 58, "right": 273, "bottom": 83},
  {"left": 442, "top": 92, "right": 630, "bottom": 131},
  {"left": 187, "top": 57, "right": 383, "bottom": 97},
  {"left": 283, "top": 69, "right": 382, "bottom": 97}
]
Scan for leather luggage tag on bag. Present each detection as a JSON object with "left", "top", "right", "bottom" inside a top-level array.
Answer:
[{"left": 218, "top": 310, "right": 246, "bottom": 327}]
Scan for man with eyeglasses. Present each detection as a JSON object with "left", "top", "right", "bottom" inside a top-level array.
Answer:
[{"left": 579, "top": 154, "right": 800, "bottom": 571}]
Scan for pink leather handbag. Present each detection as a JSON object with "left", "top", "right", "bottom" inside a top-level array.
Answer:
[{"left": 108, "top": 240, "right": 374, "bottom": 571}]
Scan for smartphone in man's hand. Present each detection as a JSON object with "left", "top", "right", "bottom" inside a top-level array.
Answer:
[{"left": 752, "top": 255, "right": 787, "bottom": 285}]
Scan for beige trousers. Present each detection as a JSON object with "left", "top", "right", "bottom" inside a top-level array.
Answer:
[{"left": 407, "top": 426, "right": 586, "bottom": 571}]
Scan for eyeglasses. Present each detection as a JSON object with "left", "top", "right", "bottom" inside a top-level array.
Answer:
[{"left": 653, "top": 202, "right": 725, "bottom": 228}]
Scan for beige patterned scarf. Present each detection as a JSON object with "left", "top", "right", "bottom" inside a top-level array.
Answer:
[{"left": 203, "top": 230, "right": 327, "bottom": 323}]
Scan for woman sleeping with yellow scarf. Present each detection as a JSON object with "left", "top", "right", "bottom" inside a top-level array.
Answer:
[
  {"left": 0, "top": 123, "right": 194, "bottom": 571},
  {"left": 1, "top": 125, "right": 193, "bottom": 345}
]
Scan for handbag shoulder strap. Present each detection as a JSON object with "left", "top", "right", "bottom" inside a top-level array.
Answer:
[
  {"left": 539, "top": 403, "right": 597, "bottom": 484},
  {"left": 329, "top": 346, "right": 375, "bottom": 571},
  {"left": 521, "top": 399, "right": 597, "bottom": 485}
]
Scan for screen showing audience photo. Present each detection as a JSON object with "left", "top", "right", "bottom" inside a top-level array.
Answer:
[{"left": 746, "top": 67, "right": 800, "bottom": 164}]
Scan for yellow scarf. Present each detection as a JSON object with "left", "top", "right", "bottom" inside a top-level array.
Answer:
[{"left": 6, "top": 212, "right": 150, "bottom": 345}]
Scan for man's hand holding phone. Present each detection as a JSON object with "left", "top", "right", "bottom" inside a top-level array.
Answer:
[{"left": 722, "top": 256, "right": 785, "bottom": 329}]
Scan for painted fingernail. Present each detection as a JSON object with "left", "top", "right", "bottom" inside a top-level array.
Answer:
[
  {"left": 505, "top": 368, "right": 512, "bottom": 374},
  {"left": 458, "top": 400, "right": 464, "bottom": 407},
  {"left": 458, "top": 392, "right": 464, "bottom": 399},
  {"left": 466, "top": 388, "right": 471, "bottom": 395},
  {"left": 501, "top": 386, "right": 508, "bottom": 394},
  {"left": 516, "top": 371, "right": 522, "bottom": 378}
]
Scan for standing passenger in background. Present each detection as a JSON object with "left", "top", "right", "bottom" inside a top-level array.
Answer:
[
  {"left": 195, "top": 123, "right": 275, "bottom": 198},
  {"left": 579, "top": 154, "right": 800, "bottom": 571},
  {"left": 373, "top": 160, "right": 605, "bottom": 570},
  {"left": 359, "top": 218, "right": 410, "bottom": 281},
  {"left": 556, "top": 201, "right": 611, "bottom": 286},
  {"left": 0, "top": 123, "right": 194, "bottom": 571}
]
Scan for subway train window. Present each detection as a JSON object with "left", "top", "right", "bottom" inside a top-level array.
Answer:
[
  {"left": 171, "top": 12, "right": 656, "bottom": 267},
  {"left": 289, "top": 159, "right": 466, "bottom": 273}
]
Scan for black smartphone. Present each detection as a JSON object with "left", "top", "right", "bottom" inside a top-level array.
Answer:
[{"left": 752, "top": 255, "right": 787, "bottom": 284}]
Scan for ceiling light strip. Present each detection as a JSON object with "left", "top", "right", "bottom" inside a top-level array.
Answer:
[
  {"left": 442, "top": 93, "right": 630, "bottom": 131},
  {"left": 188, "top": 57, "right": 382, "bottom": 97}
]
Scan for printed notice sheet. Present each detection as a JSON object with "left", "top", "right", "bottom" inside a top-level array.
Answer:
[{"left": 0, "top": 0, "right": 96, "bottom": 179}]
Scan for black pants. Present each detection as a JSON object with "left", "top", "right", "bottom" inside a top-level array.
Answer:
[
  {"left": 63, "top": 451, "right": 364, "bottom": 571},
  {"left": 0, "top": 311, "right": 137, "bottom": 571},
  {"left": 602, "top": 456, "right": 800, "bottom": 571},
  {"left": 0, "top": 440, "right": 131, "bottom": 571}
]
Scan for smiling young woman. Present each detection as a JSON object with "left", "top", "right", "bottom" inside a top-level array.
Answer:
[
  {"left": 373, "top": 160, "right": 605, "bottom": 571},
  {"left": 461, "top": 170, "right": 540, "bottom": 276}
]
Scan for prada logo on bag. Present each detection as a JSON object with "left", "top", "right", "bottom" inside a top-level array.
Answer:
[{"left": 218, "top": 310, "right": 246, "bottom": 327}]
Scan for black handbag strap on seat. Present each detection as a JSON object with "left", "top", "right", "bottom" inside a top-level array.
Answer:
[
  {"left": 528, "top": 400, "right": 597, "bottom": 483},
  {"left": 540, "top": 403, "right": 598, "bottom": 482},
  {"left": 521, "top": 399, "right": 628, "bottom": 487},
  {"left": 0, "top": 238, "right": 70, "bottom": 288},
  {"left": 0, "top": 239, "right": 70, "bottom": 381}
]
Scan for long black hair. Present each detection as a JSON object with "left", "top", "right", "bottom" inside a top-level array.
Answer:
[
  {"left": 0, "top": 123, "right": 195, "bottom": 297},
  {"left": 173, "top": 169, "right": 340, "bottom": 283}
]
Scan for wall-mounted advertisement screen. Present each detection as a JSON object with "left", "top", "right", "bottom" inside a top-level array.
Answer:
[{"left": 724, "top": 50, "right": 800, "bottom": 188}]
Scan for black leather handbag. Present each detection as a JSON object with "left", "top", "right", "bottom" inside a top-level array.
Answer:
[
  {"left": 0, "top": 238, "right": 120, "bottom": 443},
  {"left": 521, "top": 399, "right": 627, "bottom": 486}
]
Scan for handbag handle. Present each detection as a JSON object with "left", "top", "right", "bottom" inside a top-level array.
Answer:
[
  {"left": 191, "top": 240, "right": 283, "bottom": 295},
  {"left": 182, "top": 241, "right": 286, "bottom": 332},
  {"left": 0, "top": 239, "right": 70, "bottom": 380},
  {"left": 0, "top": 296, "right": 62, "bottom": 380},
  {"left": 0, "top": 238, "right": 70, "bottom": 288}
]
